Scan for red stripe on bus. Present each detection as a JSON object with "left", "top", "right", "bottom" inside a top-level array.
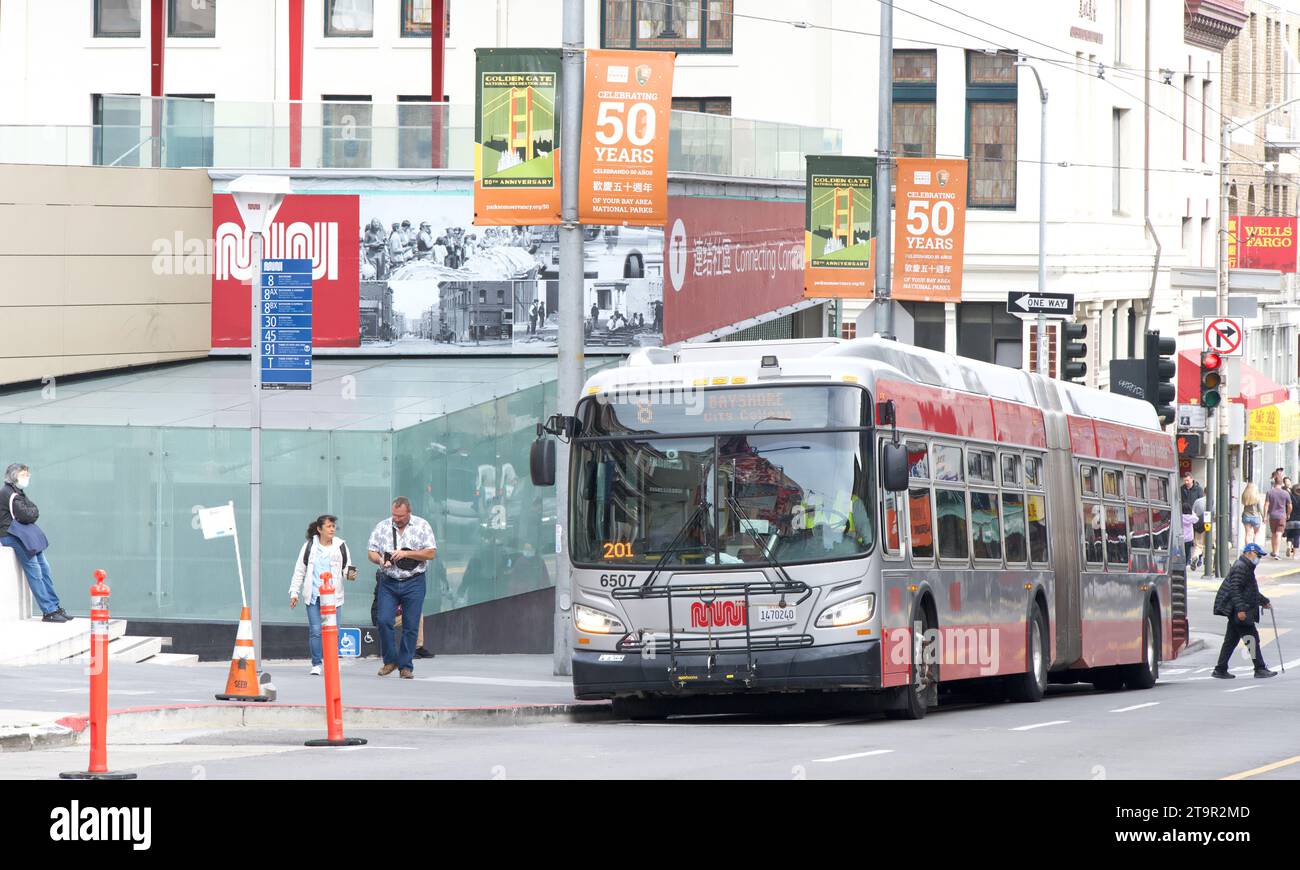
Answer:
[
  {"left": 991, "top": 399, "right": 1047, "bottom": 448},
  {"left": 877, "top": 380, "right": 996, "bottom": 442}
]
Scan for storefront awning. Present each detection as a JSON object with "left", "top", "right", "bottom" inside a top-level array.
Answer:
[
  {"left": 1175, "top": 350, "right": 1289, "bottom": 410},
  {"left": 1246, "top": 400, "right": 1300, "bottom": 443}
]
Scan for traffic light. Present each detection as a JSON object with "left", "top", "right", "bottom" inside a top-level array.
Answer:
[
  {"left": 1177, "top": 432, "right": 1204, "bottom": 457},
  {"left": 1062, "top": 322, "right": 1088, "bottom": 384},
  {"left": 1144, "top": 330, "right": 1177, "bottom": 425},
  {"left": 1200, "top": 351, "right": 1223, "bottom": 409}
]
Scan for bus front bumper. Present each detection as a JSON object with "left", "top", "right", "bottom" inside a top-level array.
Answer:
[{"left": 572, "top": 639, "right": 882, "bottom": 700}]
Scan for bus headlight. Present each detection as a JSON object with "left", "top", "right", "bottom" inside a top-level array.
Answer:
[
  {"left": 815, "top": 594, "right": 875, "bottom": 629},
  {"left": 575, "top": 604, "right": 626, "bottom": 635}
]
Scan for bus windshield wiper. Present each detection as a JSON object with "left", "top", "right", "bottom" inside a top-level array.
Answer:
[
  {"left": 725, "top": 495, "right": 798, "bottom": 599},
  {"left": 640, "top": 501, "right": 710, "bottom": 589}
]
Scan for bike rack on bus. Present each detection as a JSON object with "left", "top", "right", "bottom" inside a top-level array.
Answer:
[{"left": 612, "top": 579, "right": 813, "bottom": 689}]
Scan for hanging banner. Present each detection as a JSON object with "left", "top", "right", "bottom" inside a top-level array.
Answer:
[
  {"left": 803, "top": 155, "right": 876, "bottom": 299},
  {"left": 579, "top": 49, "right": 675, "bottom": 226},
  {"left": 1228, "top": 215, "right": 1297, "bottom": 272},
  {"left": 892, "top": 157, "right": 968, "bottom": 302},
  {"left": 473, "top": 48, "right": 563, "bottom": 226}
]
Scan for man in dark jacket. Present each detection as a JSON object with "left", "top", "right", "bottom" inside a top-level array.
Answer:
[
  {"left": 1212, "top": 543, "right": 1276, "bottom": 678},
  {"left": 0, "top": 463, "right": 68, "bottom": 623}
]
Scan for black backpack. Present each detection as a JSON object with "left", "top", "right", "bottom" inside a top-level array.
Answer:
[{"left": 304, "top": 540, "right": 350, "bottom": 571}]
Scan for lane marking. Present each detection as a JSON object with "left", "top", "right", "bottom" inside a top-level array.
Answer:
[
  {"left": 1011, "top": 720, "right": 1070, "bottom": 731},
  {"left": 1161, "top": 668, "right": 1190, "bottom": 676},
  {"left": 1110, "top": 702, "right": 1160, "bottom": 713},
  {"left": 1222, "top": 755, "right": 1300, "bottom": 781},
  {"left": 1226, "top": 685, "right": 1261, "bottom": 693},
  {"left": 813, "top": 749, "right": 894, "bottom": 764}
]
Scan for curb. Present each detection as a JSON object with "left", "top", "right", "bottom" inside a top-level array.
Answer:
[
  {"left": 1, "top": 700, "right": 613, "bottom": 753},
  {"left": 1178, "top": 638, "right": 1208, "bottom": 657}
]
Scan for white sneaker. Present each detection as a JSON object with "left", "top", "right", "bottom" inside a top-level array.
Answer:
[{"left": 310, "top": 665, "right": 322, "bottom": 676}]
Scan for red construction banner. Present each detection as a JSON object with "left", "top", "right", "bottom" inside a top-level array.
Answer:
[
  {"left": 212, "top": 194, "right": 360, "bottom": 347},
  {"left": 892, "top": 157, "right": 967, "bottom": 302},
  {"left": 664, "top": 196, "right": 805, "bottom": 344},
  {"left": 1228, "top": 215, "right": 1297, "bottom": 272},
  {"left": 579, "top": 49, "right": 674, "bottom": 226}
]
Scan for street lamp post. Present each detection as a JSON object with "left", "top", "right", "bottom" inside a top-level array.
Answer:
[{"left": 1017, "top": 60, "right": 1048, "bottom": 376}]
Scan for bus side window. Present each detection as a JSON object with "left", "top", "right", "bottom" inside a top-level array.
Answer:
[
  {"left": 883, "top": 490, "right": 903, "bottom": 557},
  {"left": 935, "top": 488, "right": 969, "bottom": 562},
  {"left": 1026, "top": 493, "right": 1049, "bottom": 565},
  {"left": 909, "top": 488, "right": 935, "bottom": 562},
  {"left": 1151, "top": 507, "right": 1172, "bottom": 572},
  {"left": 970, "top": 491, "right": 1002, "bottom": 561},
  {"left": 1103, "top": 504, "right": 1128, "bottom": 568},
  {"left": 1080, "top": 464, "right": 1098, "bottom": 497},
  {"left": 1128, "top": 504, "right": 1152, "bottom": 571},
  {"left": 1002, "top": 493, "right": 1028, "bottom": 565},
  {"left": 1082, "top": 501, "right": 1104, "bottom": 566}
]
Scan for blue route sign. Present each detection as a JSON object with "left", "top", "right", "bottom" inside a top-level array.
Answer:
[{"left": 260, "top": 259, "right": 312, "bottom": 390}]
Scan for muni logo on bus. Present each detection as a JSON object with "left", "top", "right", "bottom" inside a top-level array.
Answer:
[{"left": 690, "top": 600, "right": 747, "bottom": 628}]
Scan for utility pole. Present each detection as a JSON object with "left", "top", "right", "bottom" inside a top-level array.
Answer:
[
  {"left": 1017, "top": 60, "right": 1048, "bottom": 375},
  {"left": 872, "top": 0, "right": 894, "bottom": 339},
  {"left": 553, "top": 0, "right": 583, "bottom": 676}
]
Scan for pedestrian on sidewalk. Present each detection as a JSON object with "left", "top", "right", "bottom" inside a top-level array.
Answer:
[
  {"left": 1212, "top": 543, "right": 1277, "bottom": 679},
  {"left": 289, "top": 515, "right": 357, "bottom": 676},
  {"left": 0, "top": 463, "right": 68, "bottom": 623},
  {"left": 1180, "top": 472, "right": 1203, "bottom": 564},
  {"left": 1240, "top": 482, "right": 1263, "bottom": 547},
  {"left": 1287, "top": 484, "right": 1300, "bottom": 558},
  {"left": 1265, "top": 479, "right": 1292, "bottom": 559},
  {"left": 368, "top": 497, "right": 437, "bottom": 679},
  {"left": 1190, "top": 493, "right": 1207, "bottom": 571}
]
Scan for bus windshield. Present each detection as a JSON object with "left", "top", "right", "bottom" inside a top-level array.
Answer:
[{"left": 572, "top": 385, "right": 874, "bottom": 568}]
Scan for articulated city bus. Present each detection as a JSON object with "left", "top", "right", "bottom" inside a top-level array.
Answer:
[{"left": 533, "top": 337, "right": 1185, "bottom": 719}]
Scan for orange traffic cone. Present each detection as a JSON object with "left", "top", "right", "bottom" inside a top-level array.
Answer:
[{"left": 215, "top": 606, "right": 270, "bottom": 701}]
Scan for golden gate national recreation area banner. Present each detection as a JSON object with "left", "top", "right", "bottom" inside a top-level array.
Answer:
[
  {"left": 578, "top": 49, "right": 675, "bottom": 227},
  {"left": 804, "top": 155, "right": 876, "bottom": 299},
  {"left": 473, "top": 48, "right": 563, "bottom": 226}
]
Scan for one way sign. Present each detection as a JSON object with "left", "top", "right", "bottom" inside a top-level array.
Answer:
[{"left": 1006, "top": 291, "right": 1076, "bottom": 317}]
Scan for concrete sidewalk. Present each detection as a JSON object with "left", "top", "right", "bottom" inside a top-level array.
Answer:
[{"left": 0, "top": 655, "right": 608, "bottom": 751}]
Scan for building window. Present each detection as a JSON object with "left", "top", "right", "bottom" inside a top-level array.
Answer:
[
  {"left": 92, "top": 94, "right": 142, "bottom": 166},
  {"left": 671, "top": 97, "right": 732, "bottom": 115},
  {"left": 322, "top": 96, "right": 372, "bottom": 169},
  {"left": 957, "top": 302, "right": 1022, "bottom": 366},
  {"left": 967, "top": 51, "right": 1017, "bottom": 208},
  {"left": 1114, "top": 0, "right": 1124, "bottom": 65},
  {"left": 401, "top": 0, "right": 451, "bottom": 38},
  {"left": 602, "top": 1, "right": 734, "bottom": 53},
  {"left": 397, "top": 96, "right": 432, "bottom": 169},
  {"left": 169, "top": 0, "right": 215, "bottom": 37},
  {"left": 840, "top": 321, "right": 857, "bottom": 340},
  {"left": 326, "top": 0, "right": 374, "bottom": 37},
  {"left": 894, "top": 50, "right": 937, "bottom": 159},
  {"left": 95, "top": 0, "right": 141, "bottom": 37}
]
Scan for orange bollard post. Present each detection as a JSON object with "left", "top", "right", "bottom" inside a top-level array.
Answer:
[
  {"left": 305, "top": 573, "right": 366, "bottom": 747},
  {"left": 60, "top": 570, "right": 136, "bottom": 780}
]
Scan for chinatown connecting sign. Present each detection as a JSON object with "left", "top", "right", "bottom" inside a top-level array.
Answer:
[{"left": 1228, "top": 216, "right": 1297, "bottom": 272}]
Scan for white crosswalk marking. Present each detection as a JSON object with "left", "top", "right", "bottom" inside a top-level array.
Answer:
[
  {"left": 813, "top": 749, "right": 894, "bottom": 763},
  {"left": 1011, "top": 720, "right": 1070, "bottom": 731}
]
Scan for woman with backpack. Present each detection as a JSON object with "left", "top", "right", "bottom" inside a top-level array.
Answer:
[{"left": 289, "top": 515, "right": 357, "bottom": 675}]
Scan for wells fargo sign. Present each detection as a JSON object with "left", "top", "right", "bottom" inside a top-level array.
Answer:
[{"left": 1228, "top": 216, "right": 1297, "bottom": 273}]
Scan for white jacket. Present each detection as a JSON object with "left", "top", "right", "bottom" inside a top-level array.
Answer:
[{"left": 289, "top": 536, "right": 355, "bottom": 606}]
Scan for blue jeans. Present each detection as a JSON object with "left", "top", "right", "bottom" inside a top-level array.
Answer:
[
  {"left": 377, "top": 574, "right": 426, "bottom": 671},
  {"left": 305, "top": 600, "right": 323, "bottom": 666},
  {"left": 1, "top": 535, "right": 60, "bottom": 615}
]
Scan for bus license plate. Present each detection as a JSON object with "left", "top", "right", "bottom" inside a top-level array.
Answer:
[{"left": 753, "top": 606, "right": 796, "bottom": 625}]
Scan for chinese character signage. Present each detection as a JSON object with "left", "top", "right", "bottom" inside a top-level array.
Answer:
[
  {"left": 804, "top": 155, "right": 876, "bottom": 299},
  {"left": 1228, "top": 216, "right": 1297, "bottom": 273},
  {"left": 579, "top": 49, "right": 674, "bottom": 226},
  {"left": 473, "top": 48, "right": 563, "bottom": 226},
  {"left": 892, "top": 157, "right": 968, "bottom": 302}
]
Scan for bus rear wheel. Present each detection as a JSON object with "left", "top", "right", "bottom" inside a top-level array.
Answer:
[
  {"left": 1123, "top": 609, "right": 1160, "bottom": 690},
  {"left": 1006, "top": 605, "right": 1049, "bottom": 703}
]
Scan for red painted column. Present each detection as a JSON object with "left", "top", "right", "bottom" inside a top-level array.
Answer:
[
  {"left": 431, "top": 0, "right": 446, "bottom": 168},
  {"left": 289, "top": 0, "right": 305, "bottom": 168},
  {"left": 150, "top": 0, "right": 165, "bottom": 167}
]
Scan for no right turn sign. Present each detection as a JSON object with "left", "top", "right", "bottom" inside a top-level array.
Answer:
[{"left": 1202, "top": 316, "right": 1245, "bottom": 357}]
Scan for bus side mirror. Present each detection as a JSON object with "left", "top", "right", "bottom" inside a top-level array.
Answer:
[
  {"left": 882, "top": 442, "right": 908, "bottom": 493},
  {"left": 530, "top": 439, "right": 556, "bottom": 487}
]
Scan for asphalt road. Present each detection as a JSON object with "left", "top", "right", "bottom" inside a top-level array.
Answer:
[{"left": 4, "top": 571, "right": 1297, "bottom": 780}]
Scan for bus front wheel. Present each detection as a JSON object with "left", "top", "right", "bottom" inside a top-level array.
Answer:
[{"left": 884, "top": 606, "right": 938, "bottom": 720}]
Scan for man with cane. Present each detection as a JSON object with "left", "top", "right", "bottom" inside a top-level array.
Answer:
[{"left": 1212, "top": 543, "right": 1278, "bottom": 679}]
